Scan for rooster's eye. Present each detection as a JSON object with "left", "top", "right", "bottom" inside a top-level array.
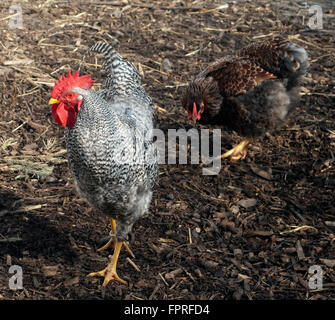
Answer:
[{"left": 66, "top": 93, "right": 74, "bottom": 99}]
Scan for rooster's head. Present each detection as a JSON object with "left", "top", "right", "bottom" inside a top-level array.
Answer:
[{"left": 49, "top": 69, "right": 94, "bottom": 128}]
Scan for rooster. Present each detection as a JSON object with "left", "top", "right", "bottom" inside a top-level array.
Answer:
[
  {"left": 49, "top": 42, "right": 158, "bottom": 286},
  {"left": 182, "top": 36, "right": 309, "bottom": 160}
]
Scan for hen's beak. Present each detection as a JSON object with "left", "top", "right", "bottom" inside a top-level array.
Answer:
[{"left": 49, "top": 98, "right": 60, "bottom": 105}]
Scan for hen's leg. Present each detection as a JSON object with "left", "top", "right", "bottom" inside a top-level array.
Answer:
[
  {"left": 97, "top": 218, "right": 134, "bottom": 258},
  {"left": 88, "top": 240, "right": 127, "bottom": 286},
  {"left": 220, "top": 138, "right": 251, "bottom": 161}
]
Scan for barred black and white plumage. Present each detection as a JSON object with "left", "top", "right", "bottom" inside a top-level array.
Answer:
[
  {"left": 89, "top": 41, "right": 155, "bottom": 140},
  {"left": 62, "top": 42, "right": 158, "bottom": 242}
]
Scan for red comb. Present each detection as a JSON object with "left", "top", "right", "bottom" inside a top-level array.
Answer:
[{"left": 51, "top": 69, "right": 94, "bottom": 98}]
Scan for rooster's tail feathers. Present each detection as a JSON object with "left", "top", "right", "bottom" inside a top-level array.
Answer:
[{"left": 89, "top": 42, "right": 140, "bottom": 82}]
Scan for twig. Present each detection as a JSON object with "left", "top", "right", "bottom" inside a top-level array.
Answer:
[
  {"left": 129, "top": 294, "right": 144, "bottom": 300},
  {"left": 0, "top": 237, "right": 23, "bottom": 243},
  {"left": 53, "top": 1, "right": 203, "bottom": 11},
  {"left": 126, "top": 257, "right": 140, "bottom": 272},
  {"left": 188, "top": 227, "right": 192, "bottom": 244},
  {"left": 0, "top": 12, "right": 19, "bottom": 22},
  {"left": 148, "top": 283, "right": 161, "bottom": 300},
  {"left": 183, "top": 268, "right": 196, "bottom": 282},
  {"left": 293, "top": 37, "right": 335, "bottom": 52},
  {"left": 301, "top": 92, "right": 335, "bottom": 97},
  {"left": 158, "top": 272, "right": 169, "bottom": 287},
  {"left": 12, "top": 121, "right": 27, "bottom": 133},
  {"left": 280, "top": 225, "right": 318, "bottom": 235},
  {"left": 296, "top": 240, "right": 305, "bottom": 260},
  {"left": 141, "top": 64, "right": 168, "bottom": 76}
]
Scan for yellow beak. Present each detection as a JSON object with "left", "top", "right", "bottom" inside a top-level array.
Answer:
[{"left": 49, "top": 98, "right": 60, "bottom": 105}]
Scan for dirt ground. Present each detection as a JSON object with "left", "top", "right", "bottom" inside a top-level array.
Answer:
[{"left": 0, "top": 0, "right": 334, "bottom": 300}]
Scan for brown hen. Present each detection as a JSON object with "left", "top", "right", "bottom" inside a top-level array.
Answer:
[{"left": 182, "top": 36, "right": 309, "bottom": 160}]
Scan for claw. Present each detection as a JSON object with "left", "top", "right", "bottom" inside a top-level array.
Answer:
[
  {"left": 88, "top": 241, "right": 127, "bottom": 286},
  {"left": 123, "top": 241, "right": 135, "bottom": 258}
]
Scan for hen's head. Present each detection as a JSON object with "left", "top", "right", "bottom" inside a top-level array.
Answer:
[
  {"left": 182, "top": 80, "right": 205, "bottom": 126},
  {"left": 182, "top": 77, "right": 220, "bottom": 126},
  {"left": 49, "top": 69, "right": 94, "bottom": 128}
]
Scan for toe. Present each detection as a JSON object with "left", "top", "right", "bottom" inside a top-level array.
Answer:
[
  {"left": 103, "top": 271, "right": 127, "bottom": 286},
  {"left": 97, "top": 237, "right": 115, "bottom": 252},
  {"left": 88, "top": 268, "right": 127, "bottom": 286},
  {"left": 87, "top": 270, "right": 106, "bottom": 278}
]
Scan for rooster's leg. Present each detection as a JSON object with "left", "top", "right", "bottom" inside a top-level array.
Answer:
[
  {"left": 88, "top": 240, "right": 127, "bottom": 286},
  {"left": 97, "top": 218, "right": 134, "bottom": 258},
  {"left": 220, "top": 138, "right": 252, "bottom": 161}
]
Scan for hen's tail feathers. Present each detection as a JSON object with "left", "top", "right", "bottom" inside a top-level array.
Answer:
[
  {"left": 238, "top": 37, "right": 309, "bottom": 90},
  {"left": 262, "top": 81, "right": 301, "bottom": 122},
  {"left": 282, "top": 42, "right": 309, "bottom": 89},
  {"left": 235, "top": 80, "right": 301, "bottom": 136}
]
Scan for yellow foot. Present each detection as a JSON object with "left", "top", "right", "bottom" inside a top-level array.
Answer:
[
  {"left": 88, "top": 241, "right": 127, "bottom": 286},
  {"left": 88, "top": 267, "right": 127, "bottom": 286},
  {"left": 220, "top": 138, "right": 251, "bottom": 161},
  {"left": 97, "top": 237, "right": 134, "bottom": 257},
  {"left": 97, "top": 218, "right": 135, "bottom": 258}
]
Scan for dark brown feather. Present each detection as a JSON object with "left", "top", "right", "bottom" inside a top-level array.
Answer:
[
  {"left": 201, "top": 56, "right": 276, "bottom": 96},
  {"left": 237, "top": 36, "right": 289, "bottom": 76}
]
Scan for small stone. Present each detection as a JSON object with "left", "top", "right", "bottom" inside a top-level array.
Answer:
[
  {"left": 213, "top": 211, "right": 226, "bottom": 219},
  {"left": 42, "top": 265, "right": 58, "bottom": 277},
  {"left": 166, "top": 193, "right": 174, "bottom": 200},
  {"left": 161, "top": 58, "right": 173, "bottom": 73},
  {"left": 230, "top": 205, "right": 239, "bottom": 214},
  {"left": 6, "top": 255, "right": 11, "bottom": 266},
  {"left": 238, "top": 198, "right": 257, "bottom": 209},
  {"left": 320, "top": 259, "right": 335, "bottom": 267},
  {"left": 234, "top": 248, "right": 243, "bottom": 258},
  {"left": 64, "top": 276, "right": 80, "bottom": 287},
  {"left": 45, "top": 176, "right": 57, "bottom": 183}
]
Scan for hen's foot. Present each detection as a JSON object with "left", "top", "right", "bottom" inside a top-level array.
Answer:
[
  {"left": 220, "top": 138, "right": 251, "bottom": 161},
  {"left": 97, "top": 218, "right": 134, "bottom": 258},
  {"left": 88, "top": 241, "right": 127, "bottom": 286}
]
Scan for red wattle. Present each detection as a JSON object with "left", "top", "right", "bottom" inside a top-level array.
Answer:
[
  {"left": 187, "top": 109, "right": 192, "bottom": 119},
  {"left": 51, "top": 102, "right": 77, "bottom": 128},
  {"left": 192, "top": 102, "right": 197, "bottom": 118}
]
